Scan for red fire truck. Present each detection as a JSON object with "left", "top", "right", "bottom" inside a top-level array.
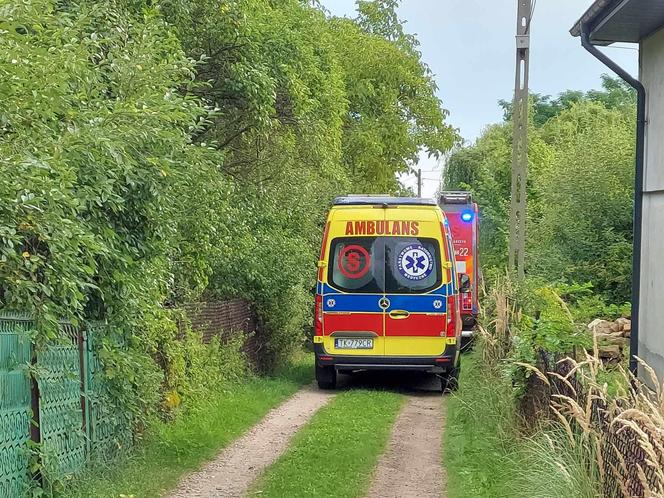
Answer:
[{"left": 439, "top": 191, "right": 479, "bottom": 347}]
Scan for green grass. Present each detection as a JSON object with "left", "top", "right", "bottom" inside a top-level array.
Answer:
[
  {"left": 444, "top": 354, "right": 522, "bottom": 497},
  {"left": 62, "top": 356, "right": 313, "bottom": 498},
  {"left": 444, "top": 352, "right": 599, "bottom": 498},
  {"left": 253, "top": 389, "right": 404, "bottom": 498}
]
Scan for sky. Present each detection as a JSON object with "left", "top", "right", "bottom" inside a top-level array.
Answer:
[{"left": 323, "top": 0, "right": 639, "bottom": 196}]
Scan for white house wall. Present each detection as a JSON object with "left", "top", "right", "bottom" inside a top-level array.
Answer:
[{"left": 639, "top": 27, "right": 664, "bottom": 381}]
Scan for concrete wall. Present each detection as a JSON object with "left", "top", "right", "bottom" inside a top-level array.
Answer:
[{"left": 638, "top": 27, "right": 664, "bottom": 381}]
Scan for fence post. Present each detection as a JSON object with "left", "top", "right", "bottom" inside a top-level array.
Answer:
[{"left": 78, "top": 327, "right": 90, "bottom": 462}]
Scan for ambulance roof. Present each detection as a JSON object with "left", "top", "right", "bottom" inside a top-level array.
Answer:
[{"left": 333, "top": 196, "right": 437, "bottom": 206}]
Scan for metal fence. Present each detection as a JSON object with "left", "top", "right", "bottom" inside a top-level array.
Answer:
[
  {"left": 521, "top": 351, "right": 662, "bottom": 498},
  {"left": 0, "top": 299, "right": 259, "bottom": 497},
  {"left": 0, "top": 315, "right": 131, "bottom": 497},
  {"left": 180, "top": 299, "right": 264, "bottom": 369}
]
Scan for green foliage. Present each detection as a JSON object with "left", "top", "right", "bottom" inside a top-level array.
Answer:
[
  {"left": 499, "top": 74, "right": 636, "bottom": 126},
  {"left": 333, "top": 1, "right": 458, "bottom": 192},
  {"left": 552, "top": 282, "right": 630, "bottom": 323},
  {"left": 1, "top": 0, "right": 455, "bottom": 434},
  {"left": 444, "top": 77, "right": 635, "bottom": 301},
  {"left": 531, "top": 101, "right": 634, "bottom": 302}
]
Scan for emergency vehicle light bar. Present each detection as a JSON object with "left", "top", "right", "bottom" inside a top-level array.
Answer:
[
  {"left": 334, "top": 196, "right": 437, "bottom": 206},
  {"left": 439, "top": 191, "right": 472, "bottom": 205}
]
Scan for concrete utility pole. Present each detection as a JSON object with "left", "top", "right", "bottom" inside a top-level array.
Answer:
[
  {"left": 417, "top": 168, "right": 422, "bottom": 197},
  {"left": 508, "top": 0, "right": 531, "bottom": 280}
]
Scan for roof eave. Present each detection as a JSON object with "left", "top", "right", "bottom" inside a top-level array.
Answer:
[{"left": 569, "top": 0, "right": 624, "bottom": 41}]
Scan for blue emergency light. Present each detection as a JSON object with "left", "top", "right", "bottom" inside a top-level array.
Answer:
[{"left": 461, "top": 210, "right": 474, "bottom": 222}]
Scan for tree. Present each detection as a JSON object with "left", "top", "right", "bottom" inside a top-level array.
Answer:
[{"left": 443, "top": 77, "right": 635, "bottom": 300}]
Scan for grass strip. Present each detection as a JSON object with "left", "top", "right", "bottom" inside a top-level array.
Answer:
[
  {"left": 62, "top": 357, "right": 313, "bottom": 498},
  {"left": 254, "top": 390, "right": 404, "bottom": 498},
  {"left": 254, "top": 389, "right": 404, "bottom": 498},
  {"left": 444, "top": 353, "right": 598, "bottom": 498}
]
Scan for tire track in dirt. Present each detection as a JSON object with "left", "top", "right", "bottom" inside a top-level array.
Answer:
[
  {"left": 366, "top": 394, "right": 446, "bottom": 498},
  {"left": 168, "top": 386, "right": 335, "bottom": 498}
]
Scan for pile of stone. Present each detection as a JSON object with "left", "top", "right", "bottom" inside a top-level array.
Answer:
[{"left": 587, "top": 317, "right": 631, "bottom": 362}]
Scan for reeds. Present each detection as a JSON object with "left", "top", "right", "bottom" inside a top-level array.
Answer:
[
  {"left": 478, "top": 276, "right": 664, "bottom": 497},
  {"left": 548, "top": 349, "right": 664, "bottom": 497}
]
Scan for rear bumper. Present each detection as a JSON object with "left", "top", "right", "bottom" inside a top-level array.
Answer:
[{"left": 314, "top": 343, "right": 458, "bottom": 374}]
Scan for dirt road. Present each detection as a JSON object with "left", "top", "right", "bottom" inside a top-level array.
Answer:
[
  {"left": 168, "top": 386, "right": 334, "bottom": 498},
  {"left": 366, "top": 393, "right": 446, "bottom": 498},
  {"left": 168, "top": 372, "right": 446, "bottom": 498}
]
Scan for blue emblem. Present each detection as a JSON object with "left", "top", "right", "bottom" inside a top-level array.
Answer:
[{"left": 397, "top": 244, "right": 434, "bottom": 281}]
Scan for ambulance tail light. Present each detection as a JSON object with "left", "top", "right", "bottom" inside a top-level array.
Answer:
[
  {"left": 462, "top": 292, "right": 473, "bottom": 311},
  {"left": 446, "top": 295, "right": 457, "bottom": 337},
  {"left": 314, "top": 294, "right": 323, "bottom": 336}
]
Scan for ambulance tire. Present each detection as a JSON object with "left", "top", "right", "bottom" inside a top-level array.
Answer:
[
  {"left": 442, "top": 362, "right": 461, "bottom": 393},
  {"left": 316, "top": 364, "right": 337, "bottom": 390}
]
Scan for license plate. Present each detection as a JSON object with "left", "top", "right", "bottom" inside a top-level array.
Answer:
[{"left": 334, "top": 338, "right": 373, "bottom": 350}]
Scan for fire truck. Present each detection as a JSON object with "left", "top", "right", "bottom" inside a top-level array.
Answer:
[{"left": 439, "top": 191, "right": 479, "bottom": 348}]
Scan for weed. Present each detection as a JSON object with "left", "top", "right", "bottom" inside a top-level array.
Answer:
[
  {"left": 60, "top": 356, "right": 313, "bottom": 498},
  {"left": 444, "top": 352, "right": 602, "bottom": 498},
  {"left": 253, "top": 389, "right": 404, "bottom": 498}
]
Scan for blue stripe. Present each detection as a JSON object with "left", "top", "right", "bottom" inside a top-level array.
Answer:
[
  {"left": 384, "top": 294, "right": 447, "bottom": 313},
  {"left": 320, "top": 283, "right": 449, "bottom": 313},
  {"left": 322, "top": 283, "right": 449, "bottom": 296},
  {"left": 322, "top": 293, "right": 383, "bottom": 312}
]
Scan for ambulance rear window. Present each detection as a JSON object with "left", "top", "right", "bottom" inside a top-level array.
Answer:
[
  {"left": 328, "top": 237, "right": 383, "bottom": 293},
  {"left": 327, "top": 236, "right": 443, "bottom": 294},
  {"left": 384, "top": 237, "right": 442, "bottom": 294}
]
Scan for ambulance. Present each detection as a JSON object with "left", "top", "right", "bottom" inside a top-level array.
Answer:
[
  {"left": 313, "top": 196, "right": 462, "bottom": 391},
  {"left": 439, "top": 191, "right": 480, "bottom": 349}
]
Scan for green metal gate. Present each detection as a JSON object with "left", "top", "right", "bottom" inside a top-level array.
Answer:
[
  {"left": 0, "top": 315, "right": 132, "bottom": 497},
  {"left": 36, "top": 322, "right": 86, "bottom": 480},
  {"left": 0, "top": 315, "right": 32, "bottom": 498},
  {"left": 84, "top": 323, "right": 132, "bottom": 463}
]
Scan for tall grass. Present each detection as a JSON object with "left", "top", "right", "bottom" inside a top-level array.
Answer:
[
  {"left": 544, "top": 345, "right": 664, "bottom": 496},
  {"left": 444, "top": 352, "right": 600, "bottom": 498},
  {"left": 468, "top": 275, "right": 664, "bottom": 497}
]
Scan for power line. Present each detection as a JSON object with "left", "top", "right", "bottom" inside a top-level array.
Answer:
[{"left": 525, "top": 0, "right": 536, "bottom": 34}]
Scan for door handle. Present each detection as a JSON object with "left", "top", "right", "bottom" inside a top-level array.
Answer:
[{"left": 389, "top": 310, "right": 410, "bottom": 319}]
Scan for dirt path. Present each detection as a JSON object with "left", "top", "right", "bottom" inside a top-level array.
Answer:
[
  {"left": 366, "top": 394, "right": 446, "bottom": 498},
  {"left": 168, "top": 386, "right": 334, "bottom": 498}
]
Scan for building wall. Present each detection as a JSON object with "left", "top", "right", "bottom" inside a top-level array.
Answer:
[{"left": 638, "top": 27, "right": 664, "bottom": 381}]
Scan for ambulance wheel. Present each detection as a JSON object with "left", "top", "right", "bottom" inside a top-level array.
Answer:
[
  {"left": 442, "top": 363, "right": 460, "bottom": 393},
  {"left": 316, "top": 364, "right": 337, "bottom": 390}
]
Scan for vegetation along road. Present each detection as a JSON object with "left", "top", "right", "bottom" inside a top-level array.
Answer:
[
  {"left": 3, "top": 0, "right": 663, "bottom": 497},
  {"left": 169, "top": 371, "right": 446, "bottom": 498}
]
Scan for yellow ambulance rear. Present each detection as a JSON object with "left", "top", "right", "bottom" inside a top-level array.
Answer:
[{"left": 313, "top": 196, "right": 462, "bottom": 391}]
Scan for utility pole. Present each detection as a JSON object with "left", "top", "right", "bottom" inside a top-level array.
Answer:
[
  {"left": 417, "top": 168, "right": 422, "bottom": 197},
  {"left": 508, "top": 0, "right": 531, "bottom": 280}
]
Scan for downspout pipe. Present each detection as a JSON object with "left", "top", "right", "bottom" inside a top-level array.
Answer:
[{"left": 581, "top": 23, "right": 645, "bottom": 376}]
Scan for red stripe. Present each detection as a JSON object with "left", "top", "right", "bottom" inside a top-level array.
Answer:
[
  {"left": 323, "top": 313, "right": 382, "bottom": 336},
  {"left": 385, "top": 313, "right": 446, "bottom": 337}
]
